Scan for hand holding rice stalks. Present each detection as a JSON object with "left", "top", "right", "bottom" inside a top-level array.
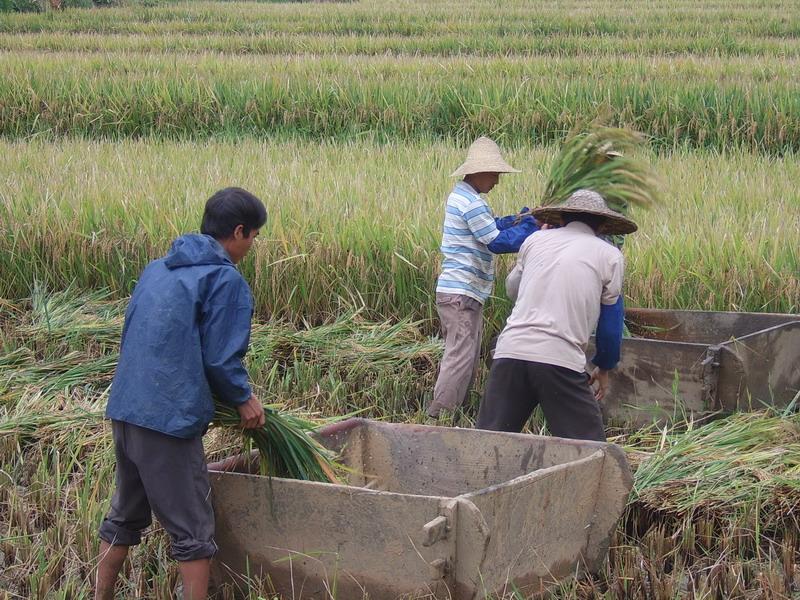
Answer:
[{"left": 213, "top": 402, "right": 340, "bottom": 483}]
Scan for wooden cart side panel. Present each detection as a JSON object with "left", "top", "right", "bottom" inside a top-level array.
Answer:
[
  {"left": 584, "top": 445, "right": 634, "bottom": 565},
  {"left": 586, "top": 338, "right": 711, "bottom": 426},
  {"left": 463, "top": 452, "right": 606, "bottom": 598},
  {"left": 357, "top": 421, "right": 609, "bottom": 496},
  {"left": 452, "top": 497, "right": 492, "bottom": 600},
  {"left": 715, "top": 345, "right": 747, "bottom": 412},
  {"left": 315, "top": 419, "right": 371, "bottom": 486},
  {"left": 720, "top": 322, "right": 800, "bottom": 411},
  {"left": 625, "top": 308, "right": 799, "bottom": 344},
  {"left": 210, "top": 472, "right": 450, "bottom": 599}
]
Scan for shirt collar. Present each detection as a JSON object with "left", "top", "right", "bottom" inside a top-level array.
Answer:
[
  {"left": 565, "top": 221, "right": 596, "bottom": 235},
  {"left": 455, "top": 180, "right": 480, "bottom": 197}
]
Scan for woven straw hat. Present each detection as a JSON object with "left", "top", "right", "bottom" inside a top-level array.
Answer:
[
  {"left": 451, "top": 137, "right": 521, "bottom": 177},
  {"left": 532, "top": 189, "right": 638, "bottom": 235}
]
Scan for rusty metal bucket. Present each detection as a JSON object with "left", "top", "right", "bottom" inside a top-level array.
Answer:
[
  {"left": 587, "top": 308, "right": 800, "bottom": 426},
  {"left": 209, "top": 419, "right": 632, "bottom": 599}
]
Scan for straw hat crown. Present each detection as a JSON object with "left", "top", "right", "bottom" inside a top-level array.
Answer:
[
  {"left": 451, "top": 137, "right": 521, "bottom": 177},
  {"left": 532, "top": 189, "right": 638, "bottom": 235}
]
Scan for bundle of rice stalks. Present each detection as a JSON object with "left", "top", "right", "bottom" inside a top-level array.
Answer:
[
  {"left": 1, "top": 350, "right": 117, "bottom": 400},
  {"left": 213, "top": 403, "right": 339, "bottom": 482},
  {"left": 0, "top": 400, "right": 103, "bottom": 442},
  {"left": 630, "top": 410, "right": 800, "bottom": 540},
  {"left": 540, "top": 125, "right": 661, "bottom": 214}
]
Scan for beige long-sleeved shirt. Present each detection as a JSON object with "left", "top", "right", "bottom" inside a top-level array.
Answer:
[{"left": 495, "top": 221, "right": 624, "bottom": 372}]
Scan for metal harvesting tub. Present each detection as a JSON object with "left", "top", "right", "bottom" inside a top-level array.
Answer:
[
  {"left": 209, "top": 419, "right": 633, "bottom": 599},
  {"left": 589, "top": 308, "right": 800, "bottom": 426}
]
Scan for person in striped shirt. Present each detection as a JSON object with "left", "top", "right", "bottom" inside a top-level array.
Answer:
[{"left": 427, "top": 137, "right": 539, "bottom": 419}]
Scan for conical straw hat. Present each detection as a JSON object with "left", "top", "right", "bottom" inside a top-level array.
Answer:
[
  {"left": 532, "top": 189, "right": 638, "bottom": 235},
  {"left": 451, "top": 137, "right": 521, "bottom": 177}
]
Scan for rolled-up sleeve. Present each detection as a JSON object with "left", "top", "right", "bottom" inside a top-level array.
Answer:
[
  {"left": 505, "top": 261, "right": 523, "bottom": 302},
  {"left": 199, "top": 272, "right": 253, "bottom": 406}
]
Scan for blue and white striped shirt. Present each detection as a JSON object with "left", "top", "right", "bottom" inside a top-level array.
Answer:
[{"left": 435, "top": 181, "right": 501, "bottom": 304}]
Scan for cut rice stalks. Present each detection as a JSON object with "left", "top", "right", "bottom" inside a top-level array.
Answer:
[
  {"left": 624, "top": 410, "right": 800, "bottom": 553},
  {"left": 213, "top": 402, "right": 340, "bottom": 483},
  {"left": 540, "top": 125, "right": 662, "bottom": 214},
  {"left": 1, "top": 290, "right": 345, "bottom": 484}
]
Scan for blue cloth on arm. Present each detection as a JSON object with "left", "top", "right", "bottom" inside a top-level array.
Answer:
[
  {"left": 494, "top": 215, "right": 516, "bottom": 231},
  {"left": 494, "top": 207, "right": 531, "bottom": 231},
  {"left": 106, "top": 233, "right": 253, "bottom": 439},
  {"left": 592, "top": 296, "right": 624, "bottom": 370},
  {"left": 487, "top": 217, "right": 539, "bottom": 254}
]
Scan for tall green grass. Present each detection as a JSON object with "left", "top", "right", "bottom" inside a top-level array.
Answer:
[
  {"left": 2, "top": 52, "right": 799, "bottom": 151},
  {"left": 2, "top": 0, "right": 798, "bottom": 39},
  {"left": 1, "top": 139, "right": 797, "bottom": 326}
]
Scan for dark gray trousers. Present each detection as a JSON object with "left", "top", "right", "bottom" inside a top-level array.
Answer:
[
  {"left": 99, "top": 420, "right": 217, "bottom": 561},
  {"left": 477, "top": 358, "right": 606, "bottom": 441}
]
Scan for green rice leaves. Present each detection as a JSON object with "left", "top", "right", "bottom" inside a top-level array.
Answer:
[
  {"left": 213, "top": 402, "right": 339, "bottom": 483},
  {"left": 542, "top": 126, "right": 662, "bottom": 214}
]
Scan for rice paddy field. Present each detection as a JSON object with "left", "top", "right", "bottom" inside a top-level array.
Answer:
[{"left": 1, "top": 0, "right": 799, "bottom": 598}]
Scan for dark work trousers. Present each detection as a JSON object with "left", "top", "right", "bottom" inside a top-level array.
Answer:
[
  {"left": 98, "top": 420, "right": 217, "bottom": 561},
  {"left": 476, "top": 358, "right": 606, "bottom": 441}
]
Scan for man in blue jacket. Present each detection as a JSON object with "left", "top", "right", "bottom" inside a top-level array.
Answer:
[
  {"left": 427, "top": 137, "right": 539, "bottom": 418},
  {"left": 95, "top": 188, "right": 267, "bottom": 600},
  {"left": 476, "top": 190, "right": 634, "bottom": 440}
]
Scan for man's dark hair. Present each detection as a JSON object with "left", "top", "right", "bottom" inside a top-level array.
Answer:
[
  {"left": 201, "top": 187, "right": 267, "bottom": 239},
  {"left": 563, "top": 212, "right": 605, "bottom": 233}
]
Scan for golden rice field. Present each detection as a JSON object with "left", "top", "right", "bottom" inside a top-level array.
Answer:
[
  {"left": 1, "top": 140, "right": 798, "bottom": 328},
  {"left": 0, "top": 0, "right": 799, "bottom": 598}
]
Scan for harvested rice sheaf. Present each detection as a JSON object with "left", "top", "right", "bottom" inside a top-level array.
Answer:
[
  {"left": 630, "top": 411, "right": 800, "bottom": 537},
  {"left": 213, "top": 402, "right": 340, "bottom": 483},
  {"left": 541, "top": 125, "right": 661, "bottom": 214}
]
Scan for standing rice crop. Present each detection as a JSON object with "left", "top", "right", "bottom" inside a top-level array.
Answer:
[
  {"left": 2, "top": 138, "right": 797, "bottom": 319},
  {"left": 2, "top": 52, "right": 799, "bottom": 151}
]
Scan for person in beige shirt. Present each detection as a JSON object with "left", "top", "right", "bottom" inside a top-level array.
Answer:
[{"left": 476, "top": 190, "right": 636, "bottom": 441}]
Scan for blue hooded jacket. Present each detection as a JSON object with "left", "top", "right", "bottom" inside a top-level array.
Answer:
[{"left": 106, "top": 234, "right": 253, "bottom": 439}]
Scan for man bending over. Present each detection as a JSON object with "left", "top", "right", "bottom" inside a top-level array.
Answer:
[{"left": 476, "top": 189, "right": 635, "bottom": 441}]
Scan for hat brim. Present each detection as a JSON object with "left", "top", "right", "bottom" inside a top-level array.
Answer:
[
  {"left": 450, "top": 162, "right": 521, "bottom": 178},
  {"left": 532, "top": 206, "right": 638, "bottom": 235}
]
